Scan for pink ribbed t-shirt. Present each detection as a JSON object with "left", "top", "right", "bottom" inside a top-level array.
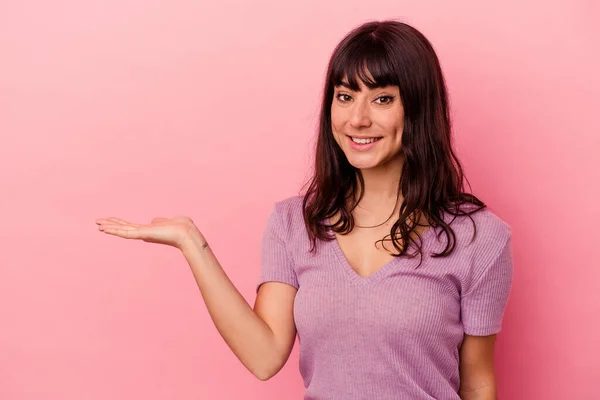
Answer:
[{"left": 256, "top": 195, "right": 513, "bottom": 400}]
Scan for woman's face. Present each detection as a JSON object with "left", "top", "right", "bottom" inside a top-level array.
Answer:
[{"left": 331, "top": 78, "right": 405, "bottom": 170}]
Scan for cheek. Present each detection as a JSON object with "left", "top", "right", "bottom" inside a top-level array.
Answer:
[
  {"left": 380, "top": 114, "right": 404, "bottom": 134},
  {"left": 330, "top": 111, "right": 343, "bottom": 133}
]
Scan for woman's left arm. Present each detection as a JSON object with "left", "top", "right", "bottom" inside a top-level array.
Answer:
[{"left": 458, "top": 334, "right": 498, "bottom": 400}]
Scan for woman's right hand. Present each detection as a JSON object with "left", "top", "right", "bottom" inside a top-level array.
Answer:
[
  {"left": 95, "top": 216, "right": 201, "bottom": 251},
  {"left": 96, "top": 214, "right": 296, "bottom": 381}
]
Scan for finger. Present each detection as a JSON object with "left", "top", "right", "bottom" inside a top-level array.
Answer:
[
  {"left": 95, "top": 218, "right": 129, "bottom": 225},
  {"left": 151, "top": 217, "right": 169, "bottom": 224},
  {"left": 98, "top": 223, "right": 135, "bottom": 232},
  {"left": 101, "top": 225, "right": 142, "bottom": 239},
  {"left": 105, "top": 218, "right": 130, "bottom": 225}
]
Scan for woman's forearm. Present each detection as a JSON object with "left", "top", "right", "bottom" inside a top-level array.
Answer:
[
  {"left": 179, "top": 231, "right": 279, "bottom": 380},
  {"left": 459, "top": 382, "right": 497, "bottom": 400}
]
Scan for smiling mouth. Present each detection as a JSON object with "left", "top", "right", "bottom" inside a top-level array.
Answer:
[{"left": 348, "top": 136, "right": 383, "bottom": 144}]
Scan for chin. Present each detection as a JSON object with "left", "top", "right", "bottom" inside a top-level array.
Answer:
[{"left": 346, "top": 158, "right": 380, "bottom": 170}]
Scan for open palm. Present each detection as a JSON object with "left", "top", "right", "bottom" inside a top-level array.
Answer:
[{"left": 95, "top": 216, "right": 199, "bottom": 250}]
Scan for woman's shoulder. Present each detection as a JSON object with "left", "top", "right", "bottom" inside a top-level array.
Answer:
[
  {"left": 273, "top": 194, "right": 304, "bottom": 212},
  {"left": 449, "top": 205, "right": 511, "bottom": 235},
  {"left": 268, "top": 194, "right": 305, "bottom": 233},
  {"left": 445, "top": 206, "right": 514, "bottom": 296},
  {"left": 440, "top": 205, "right": 512, "bottom": 262}
]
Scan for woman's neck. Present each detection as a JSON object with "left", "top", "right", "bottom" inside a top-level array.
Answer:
[{"left": 354, "top": 156, "right": 404, "bottom": 211}]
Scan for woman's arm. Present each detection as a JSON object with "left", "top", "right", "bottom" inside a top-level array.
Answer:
[
  {"left": 458, "top": 334, "right": 498, "bottom": 400},
  {"left": 182, "top": 231, "right": 298, "bottom": 381},
  {"left": 96, "top": 216, "right": 297, "bottom": 381}
]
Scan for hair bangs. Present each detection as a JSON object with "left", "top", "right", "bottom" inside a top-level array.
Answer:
[{"left": 331, "top": 38, "right": 398, "bottom": 91}]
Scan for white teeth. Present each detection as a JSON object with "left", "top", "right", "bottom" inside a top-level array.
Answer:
[{"left": 351, "top": 137, "right": 380, "bottom": 144}]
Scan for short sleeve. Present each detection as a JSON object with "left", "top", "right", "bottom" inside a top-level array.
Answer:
[
  {"left": 255, "top": 204, "right": 299, "bottom": 292},
  {"left": 461, "top": 235, "right": 514, "bottom": 336}
]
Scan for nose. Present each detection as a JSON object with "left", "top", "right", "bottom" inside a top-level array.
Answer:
[{"left": 349, "top": 99, "right": 372, "bottom": 128}]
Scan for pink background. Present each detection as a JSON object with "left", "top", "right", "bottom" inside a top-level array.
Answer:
[{"left": 1, "top": 1, "right": 598, "bottom": 399}]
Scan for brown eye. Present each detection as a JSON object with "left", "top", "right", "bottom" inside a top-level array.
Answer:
[
  {"left": 336, "top": 93, "right": 351, "bottom": 102},
  {"left": 375, "top": 96, "right": 394, "bottom": 105}
]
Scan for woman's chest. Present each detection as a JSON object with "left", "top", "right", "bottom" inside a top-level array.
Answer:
[{"left": 292, "top": 262, "right": 463, "bottom": 340}]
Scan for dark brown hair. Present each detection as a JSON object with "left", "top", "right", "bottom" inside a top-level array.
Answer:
[{"left": 300, "top": 20, "right": 485, "bottom": 265}]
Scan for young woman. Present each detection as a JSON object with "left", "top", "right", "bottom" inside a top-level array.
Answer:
[{"left": 96, "top": 20, "right": 513, "bottom": 400}]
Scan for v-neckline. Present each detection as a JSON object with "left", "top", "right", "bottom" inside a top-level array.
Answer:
[{"left": 326, "top": 218, "right": 439, "bottom": 287}]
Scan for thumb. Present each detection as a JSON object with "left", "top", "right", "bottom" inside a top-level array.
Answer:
[{"left": 151, "top": 217, "right": 169, "bottom": 224}]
